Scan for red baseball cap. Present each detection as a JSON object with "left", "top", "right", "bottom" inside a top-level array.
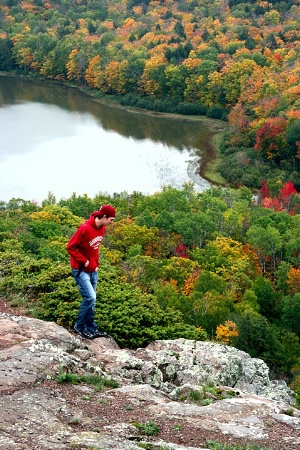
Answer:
[{"left": 92, "top": 205, "right": 116, "bottom": 218}]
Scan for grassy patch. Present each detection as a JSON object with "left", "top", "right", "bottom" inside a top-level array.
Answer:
[
  {"left": 56, "top": 372, "right": 118, "bottom": 390},
  {"left": 206, "top": 441, "right": 271, "bottom": 450},
  {"left": 125, "top": 404, "right": 134, "bottom": 411},
  {"left": 132, "top": 421, "right": 161, "bottom": 436},
  {"left": 178, "top": 384, "right": 238, "bottom": 406},
  {"left": 203, "top": 133, "right": 227, "bottom": 185}
]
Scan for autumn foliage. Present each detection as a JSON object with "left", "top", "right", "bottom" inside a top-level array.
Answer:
[
  {"left": 259, "top": 180, "right": 298, "bottom": 214},
  {"left": 2, "top": 185, "right": 300, "bottom": 389},
  {"left": 0, "top": 0, "right": 300, "bottom": 188},
  {"left": 254, "top": 120, "right": 287, "bottom": 162},
  {"left": 215, "top": 320, "right": 239, "bottom": 345}
]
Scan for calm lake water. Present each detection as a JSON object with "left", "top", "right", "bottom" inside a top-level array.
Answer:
[{"left": 0, "top": 75, "right": 211, "bottom": 203}]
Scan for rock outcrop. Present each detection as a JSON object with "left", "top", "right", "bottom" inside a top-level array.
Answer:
[{"left": 1, "top": 312, "right": 300, "bottom": 450}]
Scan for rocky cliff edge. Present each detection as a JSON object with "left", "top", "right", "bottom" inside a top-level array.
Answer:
[{"left": 0, "top": 313, "right": 300, "bottom": 450}]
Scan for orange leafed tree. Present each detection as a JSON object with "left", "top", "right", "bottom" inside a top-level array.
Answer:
[
  {"left": 227, "top": 103, "right": 249, "bottom": 145},
  {"left": 85, "top": 55, "right": 101, "bottom": 88},
  {"left": 104, "top": 60, "right": 129, "bottom": 95},
  {"left": 182, "top": 268, "right": 201, "bottom": 296},
  {"left": 215, "top": 320, "right": 239, "bottom": 345},
  {"left": 20, "top": 2, "right": 35, "bottom": 11},
  {"left": 286, "top": 267, "right": 300, "bottom": 294},
  {"left": 261, "top": 197, "right": 283, "bottom": 212}
]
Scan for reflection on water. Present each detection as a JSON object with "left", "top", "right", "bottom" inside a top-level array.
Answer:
[{"left": 0, "top": 75, "right": 211, "bottom": 203}]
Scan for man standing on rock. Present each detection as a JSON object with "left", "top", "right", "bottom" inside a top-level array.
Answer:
[{"left": 67, "top": 205, "right": 116, "bottom": 339}]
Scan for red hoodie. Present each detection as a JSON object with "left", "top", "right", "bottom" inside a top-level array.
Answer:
[{"left": 67, "top": 214, "right": 106, "bottom": 272}]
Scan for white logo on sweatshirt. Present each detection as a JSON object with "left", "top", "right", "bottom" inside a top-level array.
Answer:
[{"left": 89, "top": 236, "right": 103, "bottom": 249}]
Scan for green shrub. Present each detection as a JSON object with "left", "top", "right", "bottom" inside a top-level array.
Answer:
[
  {"left": 132, "top": 421, "right": 160, "bottom": 436},
  {"left": 56, "top": 372, "right": 118, "bottom": 389}
]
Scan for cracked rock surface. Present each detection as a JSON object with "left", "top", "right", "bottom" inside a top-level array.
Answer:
[{"left": 1, "top": 312, "right": 300, "bottom": 450}]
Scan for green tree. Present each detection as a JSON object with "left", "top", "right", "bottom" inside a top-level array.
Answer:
[
  {"left": 238, "top": 289, "right": 260, "bottom": 313},
  {"left": 286, "top": 119, "right": 300, "bottom": 160},
  {"left": 108, "top": 218, "right": 160, "bottom": 254},
  {"left": 173, "top": 211, "right": 217, "bottom": 248},
  {"left": 58, "top": 193, "right": 98, "bottom": 218},
  {"left": 0, "top": 38, "right": 15, "bottom": 70},
  {"left": 197, "top": 188, "right": 228, "bottom": 232},
  {"left": 245, "top": 224, "right": 283, "bottom": 276},
  {"left": 164, "top": 64, "right": 186, "bottom": 101},
  {"left": 42, "top": 191, "right": 57, "bottom": 207},
  {"left": 40, "top": 38, "right": 75, "bottom": 79},
  {"left": 235, "top": 311, "right": 282, "bottom": 371},
  {"left": 252, "top": 276, "right": 279, "bottom": 320},
  {"left": 281, "top": 293, "right": 300, "bottom": 337}
]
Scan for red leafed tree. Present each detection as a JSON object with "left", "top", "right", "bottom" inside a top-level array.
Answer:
[
  {"left": 261, "top": 196, "right": 283, "bottom": 212},
  {"left": 279, "top": 181, "right": 297, "bottom": 198},
  {"left": 260, "top": 180, "right": 298, "bottom": 213},
  {"left": 279, "top": 181, "right": 297, "bottom": 212},
  {"left": 254, "top": 120, "right": 287, "bottom": 162},
  {"left": 175, "top": 243, "right": 188, "bottom": 258},
  {"left": 260, "top": 179, "right": 270, "bottom": 199}
]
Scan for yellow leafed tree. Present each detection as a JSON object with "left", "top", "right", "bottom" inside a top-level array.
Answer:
[
  {"left": 139, "top": 55, "right": 167, "bottom": 97},
  {"left": 85, "top": 55, "right": 101, "bottom": 88},
  {"left": 66, "top": 49, "right": 86, "bottom": 82},
  {"left": 104, "top": 60, "right": 129, "bottom": 94},
  {"left": 215, "top": 320, "right": 239, "bottom": 345}
]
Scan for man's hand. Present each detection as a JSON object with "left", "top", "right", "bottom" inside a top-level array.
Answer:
[{"left": 84, "top": 260, "right": 89, "bottom": 267}]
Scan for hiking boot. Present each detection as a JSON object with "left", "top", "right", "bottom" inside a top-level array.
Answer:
[
  {"left": 74, "top": 324, "right": 94, "bottom": 339},
  {"left": 92, "top": 329, "right": 108, "bottom": 338}
]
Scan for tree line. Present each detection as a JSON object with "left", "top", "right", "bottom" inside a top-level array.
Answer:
[
  {"left": 1, "top": 184, "right": 300, "bottom": 404},
  {"left": 0, "top": 0, "right": 299, "bottom": 188}
]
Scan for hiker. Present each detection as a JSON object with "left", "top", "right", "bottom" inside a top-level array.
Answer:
[{"left": 67, "top": 204, "right": 116, "bottom": 339}]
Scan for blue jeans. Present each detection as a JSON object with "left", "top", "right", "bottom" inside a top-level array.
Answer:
[{"left": 72, "top": 269, "right": 99, "bottom": 333}]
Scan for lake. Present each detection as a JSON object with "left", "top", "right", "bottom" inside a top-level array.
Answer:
[{"left": 0, "top": 75, "right": 212, "bottom": 204}]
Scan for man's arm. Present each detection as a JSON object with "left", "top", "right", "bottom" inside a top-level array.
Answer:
[{"left": 66, "top": 228, "right": 89, "bottom": 266}]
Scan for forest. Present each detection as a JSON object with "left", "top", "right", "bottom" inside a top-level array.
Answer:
[
  {"left": 0, "top": 0, "right": 299, "bottom": 188},
  {"left": 1, "top": 183, "right": 300, "bottom": 403}
]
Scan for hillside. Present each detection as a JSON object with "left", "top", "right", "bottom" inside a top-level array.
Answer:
[
  {"left": 0, "top": 0, "right": 299, "bottom": 188},
  {"left": 1, "top": 185, "right": 300, "bottom": 395}
]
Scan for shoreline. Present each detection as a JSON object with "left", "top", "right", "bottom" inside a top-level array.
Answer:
[
  {"left": 0, "top": 71, "right": 228, "bottom": 186},
  {"left": 88, "top": 93, "right": 228, "bottom": 186}
]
